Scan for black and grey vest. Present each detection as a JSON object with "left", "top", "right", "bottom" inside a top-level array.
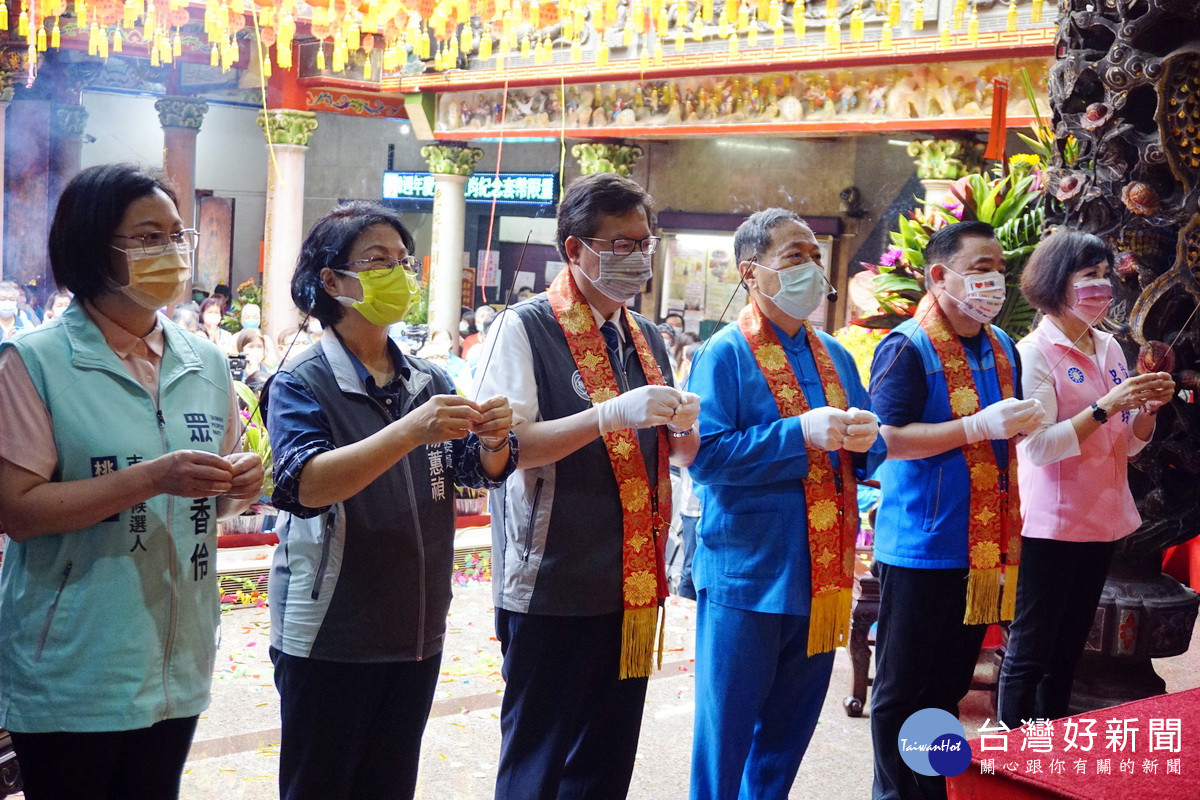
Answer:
[{"left": 492, "top": 296, "right": 673, "bottom": 616}]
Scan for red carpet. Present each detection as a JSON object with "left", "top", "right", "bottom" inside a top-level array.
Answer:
[{"left": 948, "top": 687, "right": 1200, "bottom": 800}]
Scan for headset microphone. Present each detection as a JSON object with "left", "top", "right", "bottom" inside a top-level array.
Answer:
[{"left": 821, "top": 270, "right": 838, "bottom": 303}]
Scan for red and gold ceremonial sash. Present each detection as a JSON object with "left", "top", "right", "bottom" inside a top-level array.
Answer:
[
  {"left": 738, "top": 302, "right": 858, "bottom": 656},
  {"left": 917, "top": 294, "right": 1021, "bottom": 624},
  {"left": 547, "top": 268, "right": 672, "bottom": 679}
]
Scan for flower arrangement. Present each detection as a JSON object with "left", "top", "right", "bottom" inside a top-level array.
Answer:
[
  {"left": 832, "top": 325, "right": 887, "bottom": 386},
  {"left": 233, "top": 381, "right": 274, "bottom": 500},
  {"left": 454, "top": 552, "right": 492, "bottom": 585},
  {"left": 857, "top": 153, "right": 1047, "bottom": 339}
]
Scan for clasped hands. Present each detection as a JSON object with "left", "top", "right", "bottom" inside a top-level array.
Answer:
[
  {"left": 799, "top": 406, "right": 880, "bottom": 453},
  {"left": 596, "top": 385, "right": 701, "bottom": 434},
  {"left": 405, "top": 394, "right": 514, "bottom": 448}
]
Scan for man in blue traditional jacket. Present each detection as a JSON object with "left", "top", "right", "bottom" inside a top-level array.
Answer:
[{"left": 687, "top": 208, "right": 884, "bottom": 800}]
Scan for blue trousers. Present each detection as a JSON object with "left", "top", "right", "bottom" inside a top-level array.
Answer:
[
  {"left": 690, "top": 592, "right": 835, "bottom": 800},
  {"left": 494, "top": 609, "right": 649, "bottom": 800}
]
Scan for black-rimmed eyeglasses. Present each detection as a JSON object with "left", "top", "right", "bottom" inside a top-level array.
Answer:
[{"left": 580, "top": 236, "right": 661, "bottom": 256}]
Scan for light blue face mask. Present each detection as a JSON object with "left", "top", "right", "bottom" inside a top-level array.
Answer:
[{"left": 764, "top": 261, "right": 825, "bottom": 320}]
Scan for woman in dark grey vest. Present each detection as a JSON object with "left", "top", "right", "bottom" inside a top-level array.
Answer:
[{"left": 264, "top": 201, "right": 517, "bottom": 800}]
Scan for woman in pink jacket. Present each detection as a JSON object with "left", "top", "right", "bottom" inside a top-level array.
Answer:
[{"left": 997, "top": 230, "right": 1175, "bottom": 729}]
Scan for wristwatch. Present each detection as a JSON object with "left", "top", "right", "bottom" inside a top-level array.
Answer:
[{"left": 1090, "top": 401, "right": 1109, "bottom": 424}]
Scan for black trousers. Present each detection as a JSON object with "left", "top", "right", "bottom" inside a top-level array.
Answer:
[
  {"left": 10, "top": 715, "right": 198, "bottom": 800},
  {"left": 494, "top": 609, "right": 649, "bottom": 800},
  {"left": 271, "top": 647, "right": 442, "bottom": 800},
  {"left": 870, "top": 563, "right": 987, "bottom": 800},
  {"left": 997, "top": 536, "right": 1115, "bottom": 730}
]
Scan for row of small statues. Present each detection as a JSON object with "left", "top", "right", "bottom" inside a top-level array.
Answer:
[{"left": 441, "top": 62, "right": 1048, "bottom": 129}]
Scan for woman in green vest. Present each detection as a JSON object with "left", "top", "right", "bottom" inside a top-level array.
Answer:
[{"left": 0, "top": 163, "right": 264, "bottom": 799}]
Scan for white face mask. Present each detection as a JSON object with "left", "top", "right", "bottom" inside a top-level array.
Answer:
[
  {"left": 944, "top": 267, "right": 1006, "bottom": 324},
  {"left": 764, "top": 260, "right": 825, "bottom": 320},
  {"left": 0, "top": 300, "right": 16, "bottom": 318},
  {"left": 581, "top": 242, "right": 653, "bottom": 303},
  {"left": 109, "top": 242, "right": 193, "bottom": 310}
]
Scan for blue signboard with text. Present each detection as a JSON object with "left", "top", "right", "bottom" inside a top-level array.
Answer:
[{"left": 382, "top": 171, "right": 558, "bottom": 206}]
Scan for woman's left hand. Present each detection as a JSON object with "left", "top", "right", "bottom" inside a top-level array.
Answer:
[
  {"left": 474, "top": 395, "right": 514, "bottom": 447},
  {"left": 224, "top": 452, "right": 266, "bottom": 500},
  {"left": 1139, "top": 371, "right": 1176, "bottom": 414}
]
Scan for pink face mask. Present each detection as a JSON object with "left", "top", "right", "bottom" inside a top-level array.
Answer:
[{"left": 1070, "top": 278, "right": 1113, "bottom": 324}]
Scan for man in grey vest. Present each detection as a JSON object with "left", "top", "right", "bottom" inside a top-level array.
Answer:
[{"left": 475, "top": 173, "right": 700, "bottom": 799}]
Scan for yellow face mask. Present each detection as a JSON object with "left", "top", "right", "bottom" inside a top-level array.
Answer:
[
  {"left": 111, "top": 244, "right": 192, "bottom": 310},
  {"left": 334, "top": 266, "right": 420, "bottom": 327}
]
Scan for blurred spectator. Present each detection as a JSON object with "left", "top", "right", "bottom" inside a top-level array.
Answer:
[
  {"left": 172, "top": 300, "right": 203, "bottom": 336},
  {"left": 673, "top": 332, "right": 700, "bottom": 384},
  {"left": 663, "top": 311, "right": 685, "bottom": 335},
  {"left": 240, "top": 302, "right": 262, "bottom": 330},
  {"left": 463, "top": 305, "right": 497, "bottom": 367},
  {"left": 40, "top": 290, "right": 74, "bottom": 325},
  {"left": 212, "top": 283, "right": 233, "bottom": 312},
  {"left": 418, "top": 328, "right": 471, "bottom": 391},
  {"left": 234, "top": 327, "right": 273, "bottom": 393},
  {"left": 0, "top": 281, "right": 36, "bottom": 342},
  {"left": 199, "top": 296, "right": 234, "bottom": 353}
]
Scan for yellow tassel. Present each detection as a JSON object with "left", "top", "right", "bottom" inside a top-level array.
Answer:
[
  {"left": 0, "top": 4, "right": 8, "bottom": 32},
  {"left": 1001, "top": 564, "right": 1019, "bottom": 621},
  {"left": 954, "top": 0, "right": 967, "bottom": 30},
  {"left": 795, "top": 0, "right": 806, "bottom": 37},
  {"left": 1032, "top": 0, "right": 1043, "bottom": 23},
  {"left": 963, "top": 567, "right": 1001, "bottom": 626},
  {"left": 653, "top": 40, "right": 663, "bottom": 64},
  {"left": 850, "top": 1, "right": 863, "bottom": 41},
  {"left": 940, "top": 19, "right": 950, "bottom": 48},
  {"left": 150, "top": 43, "right": 160, "bottom": 66},
  {"left": 692, "top": 19, "right": 702, "bottom": 41},
  {"left": 315, "top": 45, "right": 325, "bottom": 71},
  {"left": 1006, "top": 0, "right": 1017, "bottom": 33},
  {"left": 701, "top": 0, "right": 714, "bottom": 22},
  {"left": 173, "top": 32, "right": 182, "bottom": 58},
  {"left": 880, "top": 23, "right": 891, "bottom": 47},
  {"left": 747, "top": 22, "right": 757, "bottom": 47},
  {"left": 967, "top": 4, "right": 978, "bottom": 44},
  {"left": 113, "top": 29, "right": 122, "bottom": 53},
  {"left": 824, "top": 17, "right": 838, "bottom": 47},
  {"left": 619, "top": 605, "right": 659, "bottom": 680},
  {"left": 19, "top": 10, "right": 28, "bottom": 38},
  {"left": 98, "top": 31, "right": 108, "bottom": 58},
  {"left": 570, "top": 38, "right": 582, "bottom": 62},
  {"left": 773, "top": 26, "right": 782, "bottom": 47},
  {"left": 596, "top": 40, "right": 608, "bottom": 66},
  {"left": 210, "top": 43, "right": 219, "bottom": 66},
  {"left": 460, "top": 26, "right": 472, "bottom": 55},
  {"left": 519, "top": 34, "right": 530, "bottom": 59},
  {"left": 913, "top": 0, "right": 924, "bottom": 30},
  {"left": 807, "top": 587, "right": 852, "bottom": 657},
  {"left": 887, "top": 0, "right": 900, "bottom": 27},
  {"left": 36, "top": 26, "right": 47, "bottom": 51},
  {"left": 51, "top": 21, "right": 60, "bottom": 48},
  {"left": 480, "top": 32, "right": 492, "bottom": 59},
  {"left": 639, "top": 43, "right": 649, "bottom": 69}
]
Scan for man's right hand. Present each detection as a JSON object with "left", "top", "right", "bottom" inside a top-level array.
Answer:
[
  {"left": 596, "top": 385, "right": 683, "bottom": 433},
  {"left": 799, "top": 406, "right": 853, "bottom": 451},
  {"left": 962, "top": 397, "right": 1044, "bottom": 443}
]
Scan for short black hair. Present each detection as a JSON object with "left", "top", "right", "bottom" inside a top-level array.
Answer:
[
  {"left": 49, "top": 163, "right": 179, "bottom": 301},
  {"left": 733, "top": 208, "right": 809, "bottom": 264},
  {"left": 292, "top": 201, "right": 416, "bottom": 328},
  {"left": 1021, "top": 229, "right": 1114, "bottom": 316},
  {"left": 555, "top": 173, "right": 655, "bottom": 259},
  {"left": 923, "top": 220, "right": 997, "bottom": 270}
]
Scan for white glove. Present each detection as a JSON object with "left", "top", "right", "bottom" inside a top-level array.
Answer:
[
  {"left": 842, "top": 407, "right": 880, "bottom": 453},
  {"left": 596, "top": 385, "right": 683, "bottom": 433},
  {"left": 961, "top": 397, "right": 1045, "bottom": 443},
  {"left": 668, "top": 391, "right": 701, "bottom": 433},
  {"left": 799, "top": 406, "right": 852, "bottom": 451}
]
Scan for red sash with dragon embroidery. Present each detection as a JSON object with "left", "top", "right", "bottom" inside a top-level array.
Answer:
[
  {"left": 547, "top": 268, "right": 672, "bottom": 678},
  {"left": 738, "top": 302, "right": 858, "bottom": 655},
  {"left": 917, "top": 294, "right": 1021, "bottom": 624}
]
